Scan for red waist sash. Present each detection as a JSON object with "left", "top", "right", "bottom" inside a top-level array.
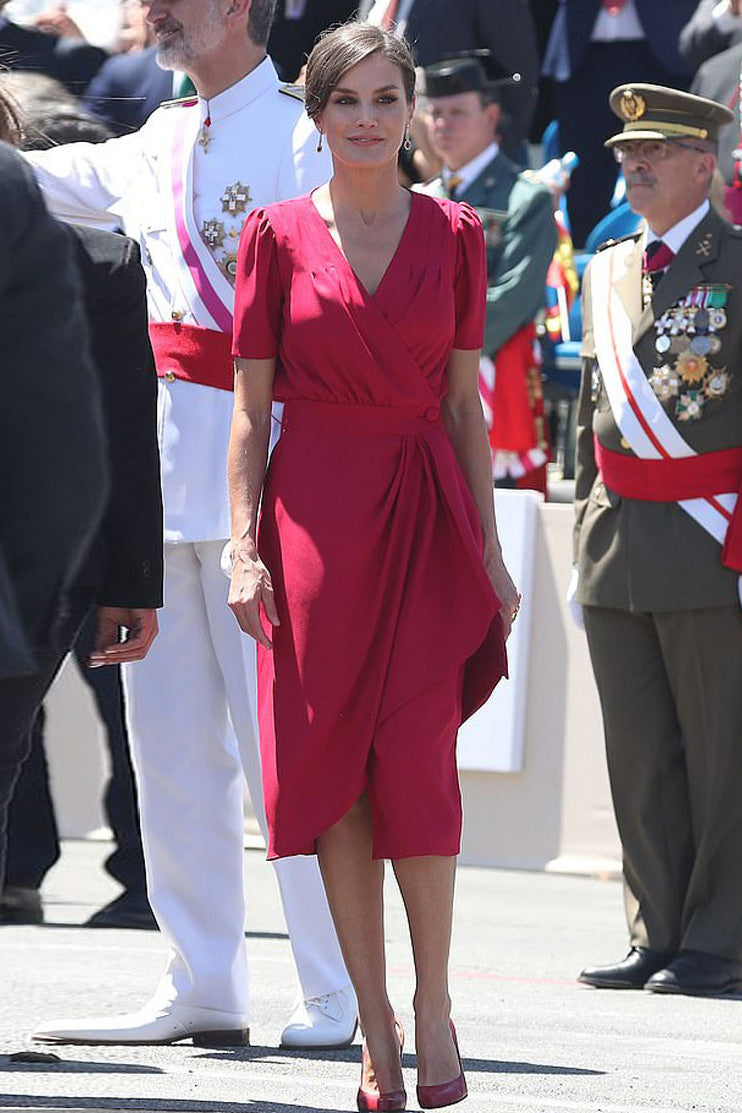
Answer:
[
  {"left": 149, "top": 322, "right": 234, "bottom": 392},
  {"left": 596, "top": 439, "right": 742, "bottom": 572},
  {"left": 596, "top": 439, "right": 742, "bottom": 501}
]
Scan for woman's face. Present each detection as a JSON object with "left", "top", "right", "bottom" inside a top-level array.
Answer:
[{"left": 317, "top": 52, "right": 413, "bottom": 170}]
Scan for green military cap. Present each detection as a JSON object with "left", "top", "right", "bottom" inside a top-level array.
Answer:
[{"left": 604, "top": 83, "right": 733, "bottom": 147}]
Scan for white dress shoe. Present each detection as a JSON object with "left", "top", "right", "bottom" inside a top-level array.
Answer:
[
  {"left": 280, "top": 983, "right": 358, "bottom": 1049},
  {"left": 33, "top": 1002, "right": 250, "bottom": 1046}
]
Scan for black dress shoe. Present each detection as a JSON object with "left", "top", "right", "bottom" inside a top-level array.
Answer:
[
  {"left": 646, "top": 950, "right": 742, "bottom": 997},
  {"left": 86, "top": 891, "right": 158, "bottom": 931},
  {"left": 0, "top": 886, "right": 44, "bottom": 925},
  {"left": 578, "top": 946, "right": 674, "bottom": 989}
]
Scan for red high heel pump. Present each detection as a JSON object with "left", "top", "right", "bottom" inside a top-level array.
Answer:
[
  {"left": 356, "top": 1020, "right": 406, "bottom": 1112},
  {"left": 416, "top": 1020, "right": 467, "bottom": 1109}
]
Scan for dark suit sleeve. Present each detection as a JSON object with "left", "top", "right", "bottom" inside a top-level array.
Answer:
[
  {"left": 679, "top": 0, "right": 739, "bottom": 69},
  {"left": 573, "top": 258, "right": 597, "bottom": 563},
  {"left": 483, "top": 184, "right": 556, "bottom": 354},
  {"left": 69, "top": 227, "right": 164, "bottom": 610},
  {"left": 0, "top": 144, "right": 107, "bottom": 651}
]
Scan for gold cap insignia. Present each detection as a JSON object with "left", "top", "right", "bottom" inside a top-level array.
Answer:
[{"left": 619, "top": 90, "right": 646, "bottom": 122}]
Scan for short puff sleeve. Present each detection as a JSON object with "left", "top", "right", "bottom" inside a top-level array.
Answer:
[
  {"left": 453, "top": 202, "right": 486, "bottom": 351},
  {"left": 232, "top": 207, "right": 283, "bottom": 359}
]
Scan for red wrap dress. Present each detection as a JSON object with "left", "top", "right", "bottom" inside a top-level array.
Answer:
[{"left": 232, "top": 191, "right": 507, "bottom": 860}]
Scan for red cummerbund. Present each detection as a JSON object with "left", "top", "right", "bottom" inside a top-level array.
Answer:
[
  {"left": 149, "top": 322, "right": 234, "bottom": 392},
  {"left": 596, "top": 438, "right": 742, "bottom": 501}
]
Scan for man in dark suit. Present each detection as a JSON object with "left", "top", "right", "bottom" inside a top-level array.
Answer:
[
  {"left": 0, "top": 141, "right": 108, "bottom": 889},
  {"left": 268, "top": 0, "right": 357, "bottom": 81},
  {"left": 0, "top": 0, "right": 106, "bottom": 95},
  {"left": 0, "top": 139, "right": 163, "bottom": 904},
  {"left": 82, "top": 45, "right": 172, "bottom": 135},
  {"left": 574, "top": 85, "right": 742, "bottom": 996},
  {"left": 543, "top": 0, "right": 697, "bottom": 245},
  {"left": 680, "top": 0, "right": 742, "bottom": 72},
  {"left": 359, "top": 0, "right": 539, "bottom": 159}
]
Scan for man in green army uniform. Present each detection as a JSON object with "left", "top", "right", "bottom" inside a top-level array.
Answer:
[
  {"left": 574, "top": 83, "right": 742, "bottom": 996},
  {"left": 417, "top": 56, "right": 556, "bottom": 494}
]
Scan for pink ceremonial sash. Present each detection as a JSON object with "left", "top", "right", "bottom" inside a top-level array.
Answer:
[{"left": 169, "top": 104, "right": 234, "bottom": 335}]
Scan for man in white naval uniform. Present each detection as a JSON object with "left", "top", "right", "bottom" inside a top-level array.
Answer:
[{"left": 29, "top": 0, "right": 356, "bottom": 1050}]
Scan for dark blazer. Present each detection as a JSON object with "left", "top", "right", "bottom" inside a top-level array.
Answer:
[
  {"left": 82, "top": 46, "right": 172, "bottom": 136},
  {"left": 575, "top": 209, "right": 742, "bottom": 611},
  {"left": 0, "top": 143, "right": 107, "bottom": 657},
  {"left": 691, "top": 41, "right": 742, "bottom": 185},
  {"left": 679, "top": 0, "right": 742, "bottom": 71},
  {"left": 563, "top": 0, "right": 697, "bottom": 79},
  {"left": 357, "top": 0, "right": 540, "bottom": 155},
  {"left": 269, "top": 0, "right": 357, "bottom": 81},
  {"left": 0, "top": 16, "right": 106, "bottom": 95},
  {"left": 64, "top": 225, "right": 164, "bottom": 613}
]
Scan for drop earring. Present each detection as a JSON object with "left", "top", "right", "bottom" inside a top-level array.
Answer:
[
  {"left": 403, "top": 127, "right": 412, "bottom": 151},
  {"left": 316, "top": 131, "right": 323, "bottom": 153}
]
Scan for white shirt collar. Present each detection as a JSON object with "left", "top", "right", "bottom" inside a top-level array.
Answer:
[
  {"left": 648, "top": 199, "right": 710, "bottom": 256},
  {"left": 442, "top": 141, "right": 499, "bottom": 196},
  {"left": 198, "top": 56, "right": 279, "bottom": 125}
]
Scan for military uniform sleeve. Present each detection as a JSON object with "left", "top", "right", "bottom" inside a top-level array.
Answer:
[
  {"left": 25, "top": 129, "right": 145, "bottom": 226},
  {"left": 483, "top": 184, "right": 557, "bottom": 355},
  {"left": 573, "top": 256, "right": 598, "bottom": 564},
  {"left": 276, "top": 107, "right": 330, "bottom": 200}
]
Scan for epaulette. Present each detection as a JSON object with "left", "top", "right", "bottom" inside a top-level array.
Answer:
[
  {"left": 596, "top": 230, "right": 642, "bottom": 252},
  {"left": 160, "top": 95, "right": 199, "bottom": 109},
  {"left": 279, "top": 83, "right": 305, "bottom": 103}
]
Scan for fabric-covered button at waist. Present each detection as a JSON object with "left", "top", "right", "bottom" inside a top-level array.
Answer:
[{"left": 281, "top": 398, "right": 441, "bottom": 435}]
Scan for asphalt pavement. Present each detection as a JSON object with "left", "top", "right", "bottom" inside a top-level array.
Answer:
[{"left": 0, "top": 839, "right": 740, "bottom": 1113}]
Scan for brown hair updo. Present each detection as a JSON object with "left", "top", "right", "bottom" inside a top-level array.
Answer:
[
  {"left": 304, "top": 22, "right": 416, "bottom": 122},
  {"left": 0, "top": 82, "right": 23, "bottom": 147}
]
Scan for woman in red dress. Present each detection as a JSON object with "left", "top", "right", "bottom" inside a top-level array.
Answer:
[{"left": 228, "top": 23, "right": 518, "bottom": 1111}]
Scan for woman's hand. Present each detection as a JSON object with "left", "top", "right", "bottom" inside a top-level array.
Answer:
[
  {"left": 483, "top": 541, "right": 520, "bottom": 641},
  {"left": 228, "top": 547, "right": 280, "bottom": 650}
]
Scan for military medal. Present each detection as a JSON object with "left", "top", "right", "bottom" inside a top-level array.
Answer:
[
  {"left": 221, "top": 182, "right": 251, "bottom": 214},
  {"left": 706, "top": 368, "right": 730, "bottom": 400},
  {"left": 219, "top": 252, "right": 239, "bottom": 283},
  {"left": 677, "top": 390, "right": 705, "bottom": 422},
  {"left": 655, "top": 333, "right": 671, "bottom": 354},
  {"left": 198, "top": 110, "right": 212, "bottom": 152},
  {"left": 676, "top": 350, "right": 708, "bottom": 383},
  {"left": 202, "top": 218, "right": 225, "bottom": 249},
  {"left": 648, "top": 365, "right": 679, "bottom": 401}
]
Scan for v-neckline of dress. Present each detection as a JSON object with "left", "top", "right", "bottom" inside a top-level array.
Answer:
[{"left": 306, "top": 189, "right": 419, "bottom": 303}]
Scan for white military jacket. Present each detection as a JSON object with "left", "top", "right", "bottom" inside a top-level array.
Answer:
[{"left": 28, "top": 58, "right": 329, "bottom": 543}]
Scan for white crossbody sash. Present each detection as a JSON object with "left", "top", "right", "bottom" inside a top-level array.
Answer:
[{"left": 590, "top": 246, "right": 736, "bottom": 549}]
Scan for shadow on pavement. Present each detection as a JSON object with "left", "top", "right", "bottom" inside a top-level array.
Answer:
[
  {"left": 0, "top": 1061, "right": 162, "bottom": 1075},
  {"left": 199, "top": 1046, "right": 605, "bottom": 1076},
  {"left": 0, "top": 1098, "right": 347, "bottom": 1112}
]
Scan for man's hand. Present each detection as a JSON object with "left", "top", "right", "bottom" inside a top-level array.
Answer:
[
  {"left": 88, "top": 606, "right": 159, "bottom": 666},
  {"left": 32, "top": 6, "right": 84, "bottom": 38}
]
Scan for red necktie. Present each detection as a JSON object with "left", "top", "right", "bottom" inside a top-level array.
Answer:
[
  {"left": 602, "top": 0, "right": 629, "bottom": 13},
  {"left": 643, "top": 240, "right": 675, "bottom": 275},
  {"left": 381, "top": 0, "right": 399, "bottom": 29}
]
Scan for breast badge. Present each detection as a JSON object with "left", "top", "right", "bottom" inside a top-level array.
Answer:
[{"left": 651, "top": 284, "right": 732, "bottom": 420}]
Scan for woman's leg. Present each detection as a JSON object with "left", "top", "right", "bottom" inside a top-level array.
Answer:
[
  {"left": 317, "top": 796, "right": 403, "bottom": 1093},
  {"left": 392, "top": 855, "right": 461, "bottom": 1087}
]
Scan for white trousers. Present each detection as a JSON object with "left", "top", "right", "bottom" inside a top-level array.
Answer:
[{"left": 122, "top": 540, "right": 348, "bottom": 1017}]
